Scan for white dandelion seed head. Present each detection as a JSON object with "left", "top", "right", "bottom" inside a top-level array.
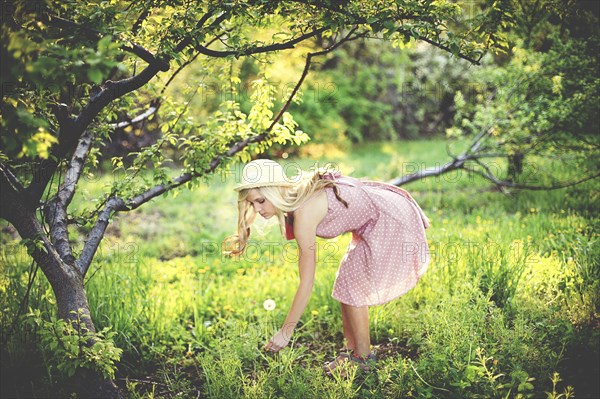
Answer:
[{"left": 263, "top": 299, "right": 276, "bottom": 311}]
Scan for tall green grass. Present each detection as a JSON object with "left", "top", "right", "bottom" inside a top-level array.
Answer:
[{"left": 1, "top": 139, "right": 598, "bottom": 398}]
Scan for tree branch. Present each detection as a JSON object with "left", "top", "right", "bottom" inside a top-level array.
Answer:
[
  {"left": 59, "top": 130, "right": 95, "bottom": 207},
  {"left": 121, "top": 43, "right": 169, "bottom": 71},
  {"left": 46, "top": 14, "right": 169, "bottom": 71},
  {"left": 390, "top": 122, "right": 496, "bottom": 186},
  {"left": 110, "top": 33, "right": 223, "bottom": 131},
  {"left": 131, "top": 8, "right": 149, "bottom": 36},
  {"left": 389, "top": 143, "right": 600, "bottom": 192},
  {"left": 42, "top": 129, "right": 96, "bottom": 265},
  {"left": 106, "top": 33, "right": 223, "bottom": 131},
  {"left": 194, "top": 27, "right": 328, "bottom": 58},
  {"left": 268, "top": 26, "right": 359, "bottom": 131},
  {"left": 415, "top": 35, "right": 482, "bottom": 65},
  {"left": 25, "top": 11, "right": 339, "bottom": 208},
  {"left": 78, "top": 197, "right": 125, "bottom": 275},
  {"left": 472, "top": 157, "right": 511, "bottom": 194},
  {"left": 0, "top": 163, "right": 24, "bottom": 195},
  {"left": 288, "top": 0, "right": 482, "bottom": 64},
  {"left": 388, "top": 155, "right": 468, "bottom": 186},
  {"left": 109, "top": 104, "right": 159, "bottom": 129},
  {"left": 172, "top": 10, "right": 225, "bottom": 53},
  {"left": 464, "top": 167, "right": 600, "bottom": 191}
]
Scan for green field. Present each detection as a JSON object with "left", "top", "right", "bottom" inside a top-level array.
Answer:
[{"left": 1, "top": 140, "right": 598, "bottom": 398}]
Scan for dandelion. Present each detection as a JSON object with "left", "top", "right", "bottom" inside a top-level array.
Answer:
[
  {"left": 263, "top": 299, "right": 276, "bottom": 311},
  {"left": 311, "top": 310, "right": 319, "bottom": 316}
]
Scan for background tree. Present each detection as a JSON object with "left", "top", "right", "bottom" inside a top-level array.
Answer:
[
  {"left": 0, "top": 0, "right": 507, "bottom": 396},
  {"left": 388, "top": 0, "right": 600, "bottom": 190}
]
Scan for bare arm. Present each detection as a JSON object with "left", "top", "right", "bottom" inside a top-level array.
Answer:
[
  {"left": 264, "top": 191, "right": 328, "bottom": 352},
  {"left": 280, "top": 209, "right": 319, "bottom": 333}
]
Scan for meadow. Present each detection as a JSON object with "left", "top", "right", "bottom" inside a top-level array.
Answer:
[{"left": 1, "top": 140, "right": 598, "bottom": 398}]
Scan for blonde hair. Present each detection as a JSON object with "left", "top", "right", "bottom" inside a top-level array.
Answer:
[{"left": 224, "top": 168, "right": 348, "bottom": 255}]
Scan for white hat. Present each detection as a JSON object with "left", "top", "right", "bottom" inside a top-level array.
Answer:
[{"left": 234, "top": 159, "right": 296, "bottom": 191}]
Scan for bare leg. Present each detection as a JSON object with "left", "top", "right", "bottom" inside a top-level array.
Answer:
[
  {"left": 340, "top": 302, "right": 356, "bottom": 351},
  {"left": 325, "top": 304, "right": 372, "bottom": 374},
  {"left": 341, "top": 303, "right": 371, "bottom": 357}
]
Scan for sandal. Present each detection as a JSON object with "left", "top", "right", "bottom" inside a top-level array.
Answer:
[
  {"left": 348, "top": 351, "right": 376, "bottom": 372},
  {"left": 324, "top": 350, "right": 376, "bottom": 376},
  {"left": 324, "top": 349, "right": 351, "bottom": 374}
]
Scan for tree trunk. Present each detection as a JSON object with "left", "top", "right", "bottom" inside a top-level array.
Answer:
[
  {"left": 1, "top": 185, "right": 122, "bottom": 398},
  {"left": 507, "top": 153, "right": 525, "bottom": 181}
]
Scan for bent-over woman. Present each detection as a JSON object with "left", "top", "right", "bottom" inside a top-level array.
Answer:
[{"left": 227, "top": 159, "right": 430, "bottom": 374}]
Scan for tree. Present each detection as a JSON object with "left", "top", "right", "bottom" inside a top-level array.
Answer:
[
  {"left": 1, "top": 1, "right": 507, "bottom": 395},
  {"left": 389, "top": 0, "right": 600, "bottom": 191}
]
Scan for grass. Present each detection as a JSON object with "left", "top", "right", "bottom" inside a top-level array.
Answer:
[{"left": 1, "top": 139, "right": 599, "bottom": 398}]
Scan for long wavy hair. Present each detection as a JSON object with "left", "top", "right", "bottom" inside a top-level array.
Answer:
[{"left": 224, "top": 168, "right": 348, "bottom": 255}]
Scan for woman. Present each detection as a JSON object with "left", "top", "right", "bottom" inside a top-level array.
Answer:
[{"left": 227, "top": 159, "right": 430, "bottom": 373}]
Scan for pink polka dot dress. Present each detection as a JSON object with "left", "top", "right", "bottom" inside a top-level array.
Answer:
[{"left": 299, "top": 173, "right": 430, "bottom": 307}]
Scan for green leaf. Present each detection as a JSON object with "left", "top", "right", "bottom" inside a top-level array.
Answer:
[
  {"left": 87, "top": 68, "right": 103, "bottom": 84},
  {"left": 97, "top": 35, "right": 113, "bottom": 52}
]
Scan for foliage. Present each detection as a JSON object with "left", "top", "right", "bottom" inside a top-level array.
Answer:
[
  {"left": 1, "top": 0, "right": 504, "bottom": 163},
  {"left": 25, "top": 308, "right": 122, "bottom": 381},
  {"left": 291, "top": 39, "right": 397, "bottom": 144},
  {"left": 291, "top": 31, "right": 477, "bottom": 144},
  {"left": 445, "top": 1, "right": 600, "bottom": 183},
  {"left": 470, "top": 236, "right": 531, "bottom": 309}
]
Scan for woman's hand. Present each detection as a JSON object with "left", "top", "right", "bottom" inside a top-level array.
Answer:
[{"left": 264, "top": 329, "right": 292, "bottom": 353}]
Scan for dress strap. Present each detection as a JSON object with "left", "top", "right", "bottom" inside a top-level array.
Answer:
[{"left": 320, "top": 170, "right": 356, "bottom": 186}]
